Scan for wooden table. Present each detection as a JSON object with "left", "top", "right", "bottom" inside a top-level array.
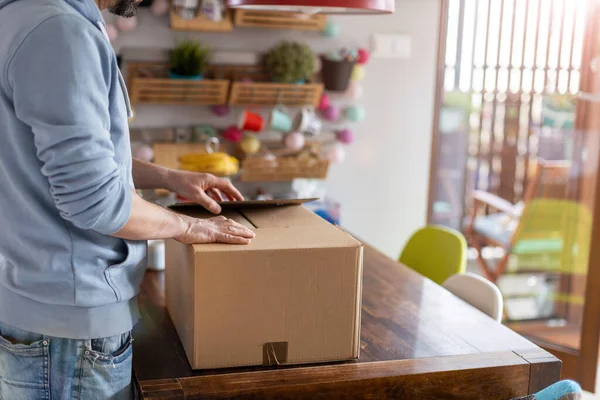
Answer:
[{"left": 133, "top": 245, "right": 561, "bottom": 399}]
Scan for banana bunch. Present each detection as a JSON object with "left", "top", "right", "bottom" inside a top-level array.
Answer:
[{"left": 179, "top": 152, "right": 240, "bottom": 176}]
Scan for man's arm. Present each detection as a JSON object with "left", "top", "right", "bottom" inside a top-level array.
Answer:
[
  {"left": 132, "top": 158, "right": 244, "bottom": 214},
  {"left": 132, "top": 158, "right": 171, "bottom": 190},
  {"left": 9, "top": 17, "right": 253, "bottom": 244},
  {"left": 113, "top": 191, "right": 254, "bottom": 244}
]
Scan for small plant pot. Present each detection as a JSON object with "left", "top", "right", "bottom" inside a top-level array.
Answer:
[
  {"left": 169, "top": 70, "right": 203, "bottom": 80},
  {"left": 320, "top": 56, "right": 355, "bottom": 92}
]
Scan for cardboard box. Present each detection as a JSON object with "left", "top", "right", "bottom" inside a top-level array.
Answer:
[{"left": 165, "top": 203, "right": 363, "bottom": 370}]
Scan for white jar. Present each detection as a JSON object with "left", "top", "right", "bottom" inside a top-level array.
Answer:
[{"left": 147, "top": 240, "right": 166, "bottom": 271}]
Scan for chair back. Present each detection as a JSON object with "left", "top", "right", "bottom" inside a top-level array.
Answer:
[
  {"left": 523, "top": 160, "right": 572, "bottom": 203},
  {"left": 399, "top": 225, "right": 467, "bottom": 285},
  {"left": 512, "top": 199, "right": 593, "bottom": 275},
  {"left": 443, "top": 273, "right": 503, "bottom": 322}
]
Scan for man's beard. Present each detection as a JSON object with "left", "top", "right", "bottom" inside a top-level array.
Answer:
[{"left": 109, "top": 0, "right": 138, "bottom": 17}]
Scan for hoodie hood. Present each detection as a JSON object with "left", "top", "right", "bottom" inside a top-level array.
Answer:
[{"left": 0, "top": 0, "right": 104, "bottom": 25}]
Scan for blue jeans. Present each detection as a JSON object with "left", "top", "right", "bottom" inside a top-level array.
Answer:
[{"left": 0, "top": 320, "right": 133, "bottom": 400}]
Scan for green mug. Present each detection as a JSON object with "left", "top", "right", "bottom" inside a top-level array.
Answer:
[{"left": 269, "top": 105, "right": 293, "bottom": 133}]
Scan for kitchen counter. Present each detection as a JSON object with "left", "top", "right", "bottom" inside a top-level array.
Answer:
[{"left": 133, "top": 243, "right": 561, "bottom": 399}]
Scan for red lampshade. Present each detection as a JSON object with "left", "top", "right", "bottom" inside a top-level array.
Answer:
[{"left": 226, "top": 0, "right": 394, "bottom": 14}]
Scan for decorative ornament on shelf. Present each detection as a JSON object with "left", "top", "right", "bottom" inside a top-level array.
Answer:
[
  {"left": 357, "top": 48, "right": 370, "bottom": 65},
  {"left": 223, "top": 125, "right": 243, "bottom": 143},
  {"left": 322, "top": 21, "right": 340, "bottom": 37},
  {"left": 336, "top": 128, "right": 354, "bottom": 145},
  {"left": 105, "top": 24, "right": 119, "bottom": 42},
  {"left": 150, "top": 0, "right": 169, "bottom": 15},
  {"left": 169, "top": 40, "right": 211, "bottom": 80},
  {"left": 211, "top": 104, "right": 230, "bottom": 117},
  {"left": 345, "top": 104, "right": 366, "bottom": 122},
  {"left": 284, "top": 132, "right": 306, "bottom": 150},
  {"left": 318, "top": 93, "right": 331, "bottom": 111},
  {"left": 351, "top": 64, "right": 366, "bottom": 81},
  {"left": 240, "top": 135, "right": 261, "bottom": 155},
  {"left": 132, "top": 144, "right": 154, "bottom": 162},
  {"left": 116, "top": 15, "right": 138, "bottom": 32},
  {"left": 322, "top": 104, "right": 341, "bottom": 122},
  {"left": 201, "top": 0, "right": 224, "bottom": 21},
  {"left": 263, "top": 41, "right": 315, "bottom": 83},
  {"left": 345, "top": 82, "right": 363, "bottom": 100},
  {"left": 174, "top": 0, "right": 200, "bottom": 19},
  {"left": 326, "top": 143, "right": 346, "bottom": 163}
]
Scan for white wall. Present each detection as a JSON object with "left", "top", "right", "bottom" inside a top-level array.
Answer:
[{"left": 111, "top": 0, "right": 441, "bottom": 259}]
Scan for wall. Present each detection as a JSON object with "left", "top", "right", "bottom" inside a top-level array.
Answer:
[{"left": 110, "top": 0, "right": 441, "bottom": 259}]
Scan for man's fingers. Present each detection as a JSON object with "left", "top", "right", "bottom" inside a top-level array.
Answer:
[
  {"left": 207, "top": 188, "right": 224, "bottom": 202},
  {"left": 213, "top": 231, "right": 252, "bottom": 245},
  {"left": 222, "top": 222, "right": 255, "bottom": 238},
  {"left": 210, "top": 177, "right": 244, "bottom": 201},
  {"left": 196, "top": 191, "right": 221, "bottom": 214}
]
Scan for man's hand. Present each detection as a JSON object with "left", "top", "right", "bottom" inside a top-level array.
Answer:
[
  {"left": 167, "top": 171, "right": 244, "bottom": 214},
  {"left": 175, "top": 215, "right": 255, "bottom": 245}
]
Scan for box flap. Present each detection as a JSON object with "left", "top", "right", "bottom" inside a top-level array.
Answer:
[
  {"left": 174, "top": 205, "right": 361, "bottom": 253},
  {"left": 170, "top": 198, "right": 318, "bottom": 211}
]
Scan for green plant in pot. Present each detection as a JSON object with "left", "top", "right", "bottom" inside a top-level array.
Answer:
[
  {"left": 263, "top": 41, "right": 315, "bottom": 84},
  {"left": 169, "top": 40, "right": 211, "bottom": 80}
]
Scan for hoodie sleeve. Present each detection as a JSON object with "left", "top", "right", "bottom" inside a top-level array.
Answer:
[{"left": 7, "top": 14, "right": 132, "bottom": 235}]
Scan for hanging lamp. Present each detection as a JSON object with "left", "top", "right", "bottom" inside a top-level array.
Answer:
[{"left": 226, "top": 0, "right": 394, "bottom": 15}]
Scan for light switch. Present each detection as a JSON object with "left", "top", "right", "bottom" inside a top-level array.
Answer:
[{"left": 370, "top": 34, "right": 412, "bottom": 59}]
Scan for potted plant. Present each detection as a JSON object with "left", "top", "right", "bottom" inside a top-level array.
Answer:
[
  {"left": 169, "top": 40, "right": 211, "bottom": 80},
  {"left": 263, "top": 41, "right": 315, "bottom": 84}
]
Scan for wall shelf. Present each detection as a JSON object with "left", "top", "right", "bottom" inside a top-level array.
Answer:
[
  {"left": 233, "top": 9, "right": 326, "bottom": 31},
  {"left": 128, "top": 62, "right": 230, "bottom": 105},
  {"left": 229, "top": 82, "right": 323, "bottom": 107},
  {"left": 170, "top": 8, "right": 233, "bottom": 32},
  {"left": 241, "top": 156, "right": 330, "bottom": 182}
]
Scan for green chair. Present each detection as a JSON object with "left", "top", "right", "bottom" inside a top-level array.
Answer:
[{"left": 399, "top": 225, "right": 467, "bottom": 285}]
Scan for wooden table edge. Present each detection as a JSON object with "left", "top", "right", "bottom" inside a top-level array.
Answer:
[{"left": 137, "top": 349, "right": 561, "bottom": 399}]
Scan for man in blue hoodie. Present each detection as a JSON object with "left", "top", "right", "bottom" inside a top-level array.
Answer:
[{"left": 0, "top": 0, "right": 256, "bottom": 398}]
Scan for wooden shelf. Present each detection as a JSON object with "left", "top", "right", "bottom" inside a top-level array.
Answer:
[
  {"left": 170, "top": 8, "right": 233, "bottom": 32},
  {"left": 233, "top": 9, "right": 326, "bottom": 31},
  {"left": 128, "top": 62, "right": 230, "bottom": 106},
  {"left": 241, "top": 155, "right": 329, "bottom": 182},
  {"left": 229, "top": 82, "right": 323, "bottom": 107}
]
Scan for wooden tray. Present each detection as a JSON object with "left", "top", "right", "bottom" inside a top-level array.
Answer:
[
  {"left": 128, "top": 62, "right": 230, "bottom": 105},
  {"left": 170, "top": 8, "right": 233, "bottom": 32},
  {"left": 233, "top": 9, "right": 326, "bottom": 31},
  {"left": 241, "top": 156, "right": 330, "bottom": 182}
]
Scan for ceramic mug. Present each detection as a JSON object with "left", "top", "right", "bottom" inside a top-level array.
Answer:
[
  {"left": 295, "top": 106, "right": 322, "bottom": 136},
  {"left": 238, "top": 108, "right": 264, "bottom": 132},
  {"left": 269, "top": 105, "right": 293, "bottom": 133}
]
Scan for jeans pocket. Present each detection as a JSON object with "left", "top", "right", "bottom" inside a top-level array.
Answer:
[
  {"left": 79, "top": 332, "right": 133, "bottom": 400},
  {"left": 0, "top": 332, "right": 49, "bottom": 400}
]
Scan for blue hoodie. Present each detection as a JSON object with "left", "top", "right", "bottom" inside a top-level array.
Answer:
[{"left": 0, "top": 0, "right": 147, "bottom": 339}]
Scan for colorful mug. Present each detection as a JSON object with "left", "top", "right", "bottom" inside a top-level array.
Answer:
[
  {"left": 295, "top": 106, "right": 322, "bottom": 136},
  {"left": 238, "top": 108, "right": 264, "bottom": 132},
  {"left": 269, "top": 105, "right": 293, "bottom": 133}
]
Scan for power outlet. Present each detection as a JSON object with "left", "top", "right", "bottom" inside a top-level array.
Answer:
[{"left": 370, "top": 34, "right": 412, "bottom": 59}]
